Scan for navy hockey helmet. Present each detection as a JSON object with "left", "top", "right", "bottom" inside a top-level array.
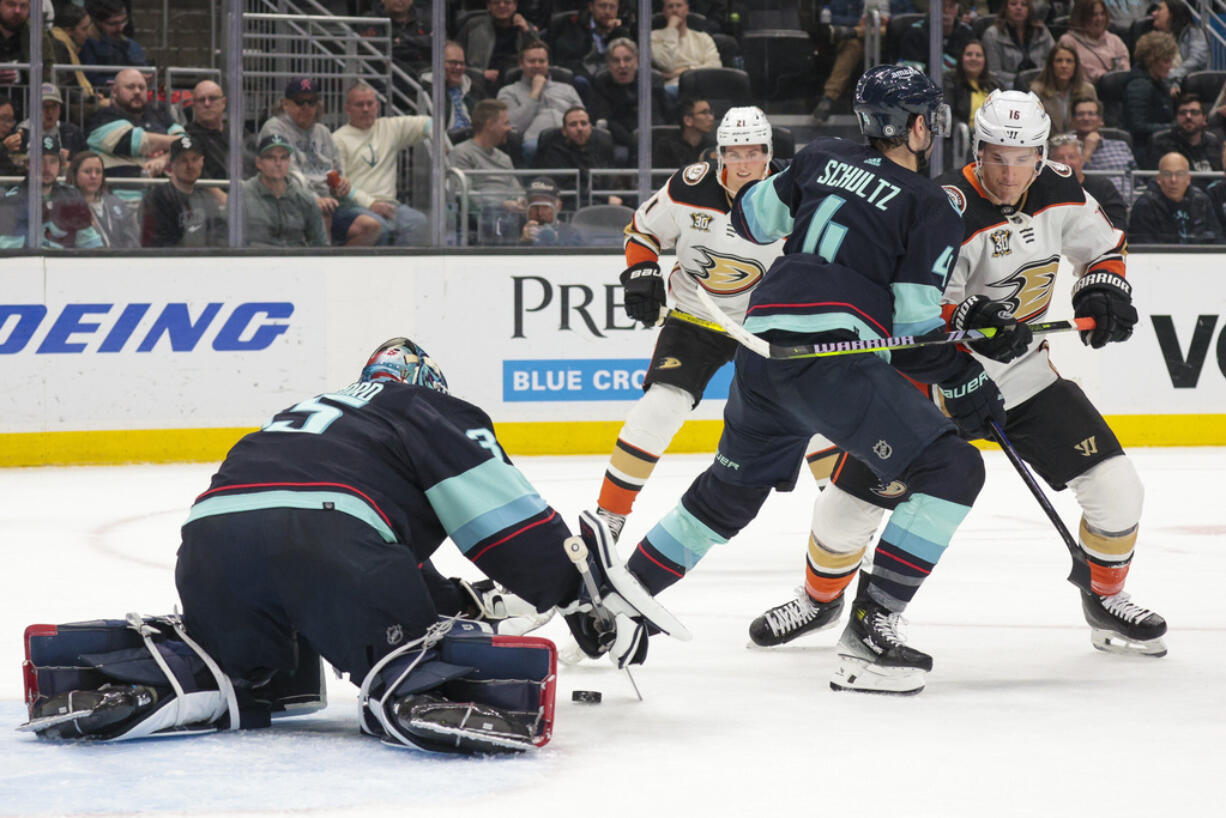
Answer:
[
  {"left": 360, "top": 337, "right": 449, "bottom": 393},
  {"left": 854, "top": 64, "right": 951, "bottom": 141}
]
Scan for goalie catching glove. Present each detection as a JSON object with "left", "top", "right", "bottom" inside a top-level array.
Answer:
[
  {"left": 560, "top": 510, "right": 690, "bottom": 669},
  {"left": 620, "top": 261, "right": 666, "bottom": 326},
  {"left": 951, "top": 295, "right": 1033, "bottom": 363},
  {"left": 1072, "top": 271, "right": 1136, "bottom": 349}
]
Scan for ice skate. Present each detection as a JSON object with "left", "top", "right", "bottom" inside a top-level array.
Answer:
[
  {"left": 594, "top": 507, "right": 626, "bottom": 542},
  {"left": 830, "top": 598, "right": 932, "bottom": 695},
  {"left": 1081, "top": 590, "right": 1167, "bottom": 657},
  {"left": 748, "top": 588, "right": 844, "bottom": 647}
]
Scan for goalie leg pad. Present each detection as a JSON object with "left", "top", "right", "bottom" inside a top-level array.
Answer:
[{"left": 358, "top": 619, "right": 556, "bottom": 754}]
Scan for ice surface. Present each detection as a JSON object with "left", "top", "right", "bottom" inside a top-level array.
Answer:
[{"left": 2, "top": 450, "right": 1223, "bottom": 817}]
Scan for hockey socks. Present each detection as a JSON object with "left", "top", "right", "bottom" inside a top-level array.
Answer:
[
  {"left": 598, "top": 384, "right": 692, "bottom": 522},
  {"left": 598, "top": 438, "right": 660, "bottom": 518},
  {"left": 1078, "top": 516, "right": 1138, "bottom": 596},
  {"left": 806, "top": 536, "right": 865, "bottom": 603}
]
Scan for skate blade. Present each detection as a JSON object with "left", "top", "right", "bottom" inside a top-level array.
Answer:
[
  {"left": 829, "top": 653, "right": 926, "bottom": 695},
  {"left": 1089, "top": 628, "right": 1168, "bottom": 658}
]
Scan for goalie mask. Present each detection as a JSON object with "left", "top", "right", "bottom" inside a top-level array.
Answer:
[
  {"left": 716, "top": 106, "right": 772, "bottom": 194},
  {"left": 360, "top": 337, "right": 449, "bottom": 393}
]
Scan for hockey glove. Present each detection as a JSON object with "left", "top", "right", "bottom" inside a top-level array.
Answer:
[
  {"left": 1072, "top": 272, "right": 1137, "bottom": 349},
  {"left": 620, "top": 261, "right": 666, "bottom": 326},
  {"left": 951, "top": 295, "right": 1033, "bottom": 364},
  {"left": 937, "top": 356, "right": 1006, "bottom": 440},
  {"left": 457, "top": 578, "right": 555, "bottom": 636}
]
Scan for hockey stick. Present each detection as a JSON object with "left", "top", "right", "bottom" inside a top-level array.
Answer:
[
  {"left": 988, "top": 420, "right": 1093, "bottom": 594},
  {"left": 564, "top": 534, "right": 644, "bottom": 701},
  {"left": 692, "top": 287, "right": 1094, "bottom": 360}
]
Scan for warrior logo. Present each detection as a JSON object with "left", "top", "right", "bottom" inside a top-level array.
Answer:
[
  {"left": 690, "top": 212, "right": 713, "bottom": 232},
  {"left": 872, "top": 439, "right": 893, "bottom": 460},
  {"left": 691, "top": 247, "right": 765, "bottom": 295},
  {"left": 871, "top": 480, "right": 907, "bottom": 498},
  {"left": 386, "top": 624, "right": 404, "bottom": 645},
  {"left": 990, "top": 254, "right": 1060, "bottom": 321},
  {"left": 989, "top": 228, "right": 1012, "bottom": 257},
  {"left": 1074, "top": 436, "right": 1098, "bottom": 457}
]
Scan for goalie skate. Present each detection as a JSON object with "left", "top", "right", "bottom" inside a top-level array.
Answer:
[
  {"left": 393, "top": 695, "right": 536, "bottom": 755},
  {"left": 1081, "top": 591, "right": 1167, "bottom": 657},
  {"left": 748, "top": 589, "right": 844, "bottom": 647},
  {"left": 829, "top": 599, "right": 932, "bottom": 695}
]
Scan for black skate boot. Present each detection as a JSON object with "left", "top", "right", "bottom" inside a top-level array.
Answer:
[
  {"left": 748, "top": 588, "right": 845, "bottom": 647},
  {"left": 594, "top": 507, "right": 626, "bottom": 542},
  {"left": 830, "top": 597, "right": 933, "bottom": 695},
  {"left": 1081, "top": 590, "right": 1167, "bottom": 657}
]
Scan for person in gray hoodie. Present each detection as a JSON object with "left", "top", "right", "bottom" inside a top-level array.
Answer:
[
  {"left": 495, "top": 40, "right": 582, "bottom": 161},
  {"left": 258, "top": 76, "right": 383, "bottom": 246}
]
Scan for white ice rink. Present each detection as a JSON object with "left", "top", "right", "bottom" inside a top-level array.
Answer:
[{"left": 2, "top": 449, "right": 1223, "bottom": 817}]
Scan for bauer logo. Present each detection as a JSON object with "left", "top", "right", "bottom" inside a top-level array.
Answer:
[
  {"left": 504, "top": 359, "right": 732, "bottom": 401},
  {"left": 0, "top": 302, "right": 294, "bottom": 354}
]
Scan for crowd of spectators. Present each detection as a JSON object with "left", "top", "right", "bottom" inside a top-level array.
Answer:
[{"left": 4, "top": 0, "right": 1226, "bottom": 248}]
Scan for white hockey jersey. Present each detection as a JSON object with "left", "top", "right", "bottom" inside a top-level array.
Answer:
[
  {"left": 624, "top": 160, "right": 786, "bottom": 324},
  {"left": 939, "top": 162, "right": 1128, "bottom": 408}
]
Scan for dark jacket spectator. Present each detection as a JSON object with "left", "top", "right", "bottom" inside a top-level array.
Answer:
[
  {"left": 1123, "top": 31, "right": 1178, "bottom": 165},
  {"left": 0, "top": 0, "right": 55, "bottom": 110},
  {"left": 422, "top": 41, "right": 491, "bottom": 131},
  {"left": 80, "top": 0, "right": 148, "bottom": 86},
  {"left": 49, "top": 3, "right": 94, "bottom": 92},
  {"left": 139, "top": 136, "right": 227, "bottom": 248},
  {"left": 1150, "top": 95, "right": 1223, "bottom": 174},
  {"left": 18, "top": 84, "right": 88, "bottom": 159},
  {"left": 360, "top": 0, "right": 432, "bottom": 76},
  {"left": 457, "top": 2, "right": 540, "bottom": 87},
  {"left": 534, "top": 106, "right": 615, "bottom": 205},
  {"left": 0, "top": 133, "right": 103, "bottom": 249},
  {"left": 899, "top": 4, "right": 974, "bottom": 73},
  {"left": 185, "top": 80, "right": 253, "bottom": 180},
  {"left": 546, "top": 1, "right": 633, "bottom": 81},
  {"left": 85, "top": 69, "right": 184, "bottom": 191},
  {"left": 651, "top": 97, "right": 715, "bottom": 169},
  {"left": 0, "top": 96, "right": 22, "bottom": 176},
  {"left": 590, "top": 37, "right": 673, "bottom": 165},
  {"left": 1127, "top": 162, "right": 1223, "bottom": 244},
  {"left": 943, "top": 39, "right": 1002, "bottom": 133},
  {"left": 1204, "top": 176, "right": 1226, "bottom": 232},
  {"left": 1048, "top": 134, "right": 1129, "bottom": 227}
]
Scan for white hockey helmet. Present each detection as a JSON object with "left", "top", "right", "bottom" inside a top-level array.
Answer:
[
  {"left": 716, "top": 106, "right": 772, "bottom": 191},
  {"left": 973, "top": 89, "right": 1051, "bottom": 168}
]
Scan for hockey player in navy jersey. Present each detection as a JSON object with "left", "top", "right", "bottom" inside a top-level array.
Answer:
[
  {"left": 608, "top": 65, "right": 1016, "bottom": 695},
  {"left": 596, "top": 106, "right": 837, "bottom": 543},
  {"left": 752, "top": 90, "right": 1167, "bottom": 659},
  {"left": 20, "top": 338, "right": 684, "bottom": 753}
]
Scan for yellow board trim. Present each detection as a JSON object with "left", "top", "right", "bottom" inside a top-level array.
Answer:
[{"left": 2, "top": 414, "right": 1223, "bottom": 467}]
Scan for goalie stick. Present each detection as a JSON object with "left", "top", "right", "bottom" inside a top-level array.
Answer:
[
  {"left": 690, "top": 287, "right": 1095, "bottom": 360},
  {"left": 989, "top": 420, "right": 1094, "bottom": 594}
]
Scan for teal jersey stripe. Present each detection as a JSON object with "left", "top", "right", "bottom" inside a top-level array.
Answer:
[
  {"left": 448, "top": 494, "right": 549, "bottom": 554},
  {"left": 742, "top": 312, "right": 892, "bottom": 362},
  {"left": 882, "top": 492, "right": 972, "bottom": 564},
  {"left": 87, "top": 119, "right": 134, "bottom": 155},
  {"left": 185, "top": 490, "right": 397, "bottom": 543},
  {"left": 425, "top": 457, "right": 542, "bottom": 540},
  {"left": 740, "top": 172, "right": 794, "bottom": 243},
  {"left": 646, "top": 504, "right": 728, "bottom": 570},
  {"left": 890, "top": 282, "right": 945, "bottom": 337}
]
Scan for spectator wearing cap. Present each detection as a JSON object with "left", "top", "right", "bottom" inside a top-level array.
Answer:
[
  {"left": 0, "top": 132, "right": 102, "bottom": 248},
  {"left": 85, "top": 68, "right": 184, "bottom": 199},
  {"left": 138, "top": 135, "right": 227, "bottom": 248},
  {"left": 242, "top": 133, "right": 327, "bottom": 248},
  {"left": 0, "top": 0, "right": 55, "bottom": 97},
  {"left": 332, "top": 82, "right": 430, "bottom": 245},
  {"left": 520, "top": 175, "right": 580, "bottom": 245},
  {"left": 187, "top": 80, "right": 252, "bottom": 181},
  {"left": 17, "top": 84, "right": 87, "bottom": 162},
  {"left": 260, "top": 76, "right": 384, "bottom": 246},
  {"left": 496, "top": 40, "right": 583, "bottom": 159},
  {"left": 80, "top": 0, "right": 147, "bottom": 86},
  {"left": 533, "top": 105, "right": 618, "bottom": 206}
]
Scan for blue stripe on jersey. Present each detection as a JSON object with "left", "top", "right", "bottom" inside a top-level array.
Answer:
[
  {"left": 890, "top": 282, "right": 946, "bottom": 337},
  {"left": 425, "top": 458, "right": 548, "bottom": 553},
  {"left": 87, "top": 119, "right": 134, "bottom": 155},
  {"left": 644, "top": 503, "right": 729, "bottom": 570},
  {"left": 185, "top": 490, "right": 398, "bottom": 543},
  {"left": 739, "top": 171, "right": 795, "bottom": 243},
  {"left": 880, "top": 492, "right": 972, "bottom": 564}
]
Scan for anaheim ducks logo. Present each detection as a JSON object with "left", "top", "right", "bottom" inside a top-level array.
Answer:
[
  {"left": 690, "top": 247, "right": 765, "bottom": 295},
  {"left": 656, "top": 357, "right": 683, "bottom": 369},
  {"left": 991, "top": 255, "right": 1060, "bottom": 322},
  {"left": 871, "top": 480, "right": 908, "bottom": 499}
]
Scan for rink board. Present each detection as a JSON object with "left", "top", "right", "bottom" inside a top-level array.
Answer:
[{"left": 1, "top": 252, "right": 1224, "bottom": 465}]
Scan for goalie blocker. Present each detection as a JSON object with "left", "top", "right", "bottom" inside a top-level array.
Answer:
[{"left": 21, "top": 615, "right": 557, "bottom": 755}]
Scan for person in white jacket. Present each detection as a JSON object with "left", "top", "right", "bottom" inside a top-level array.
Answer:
[{"left": 332, "top": 82, "right": 430, "bottom": 246}]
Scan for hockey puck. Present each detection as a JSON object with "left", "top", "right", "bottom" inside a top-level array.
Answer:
[{"left": 571, "top": 690, "right": 602, "bottom": 704}]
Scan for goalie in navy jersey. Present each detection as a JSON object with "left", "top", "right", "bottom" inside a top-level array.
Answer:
[
  {"left": 611, "top": 65, "right": 1013, "bottom": 695},
  {"left": 752, "top": 90, "right": 1167, "bottom": 660},
  {"left": 20, "top": 339, "right": 683, "bottom": 755}
]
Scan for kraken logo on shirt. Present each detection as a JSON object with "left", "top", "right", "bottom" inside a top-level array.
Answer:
[
  {"left": 690, "top": 248, "right": 765, "bottom": 295},
  {"left": 991, "top": 254, "right": 1061, "bottom": 321}
]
